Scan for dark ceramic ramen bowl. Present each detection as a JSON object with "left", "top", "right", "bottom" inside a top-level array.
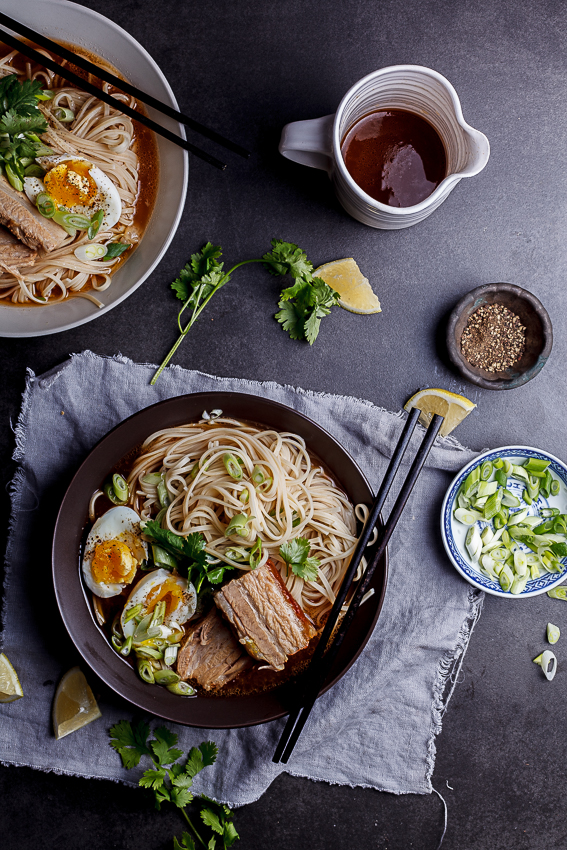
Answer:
[{"left": 52, "top": 392, "right": 388, "bottom": 728}]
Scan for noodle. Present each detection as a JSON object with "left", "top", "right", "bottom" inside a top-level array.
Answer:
[
  {"left": 128, "top": 417, "right": 373, "bottom": 625},
  {"left": 0, "top": 47, "right": 147, "bottom": 304}
]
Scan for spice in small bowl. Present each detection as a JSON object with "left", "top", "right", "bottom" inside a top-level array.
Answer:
[
  {"left": 460, "top": 303, "right": 526, "bottom": 373},
  {"left": 446, "top": 283, "right": 553, "bottom": 390}
]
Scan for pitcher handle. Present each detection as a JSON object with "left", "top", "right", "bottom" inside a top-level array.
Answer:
[{"left": 279, "top": 114, "right": 335, "bottom": 172}]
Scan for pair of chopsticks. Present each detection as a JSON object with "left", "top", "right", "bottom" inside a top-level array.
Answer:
[
  {"left": 273, "top": 407, "right": 445, "bottom": 764},
  {"left": 0, "top": 11, "right": 249, "bottom": 170}
]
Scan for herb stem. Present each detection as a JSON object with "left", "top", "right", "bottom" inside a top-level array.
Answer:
[
  {"left": 181, "top": 807, "right": 207, "bottom": 848},
  {"left": 151, "top": 259, "right": 262, "bottom": 385}
]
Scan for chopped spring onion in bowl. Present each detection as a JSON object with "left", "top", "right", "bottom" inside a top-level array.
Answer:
[{"left": 441, "top": 446, "right": 567, "bottom": 598}]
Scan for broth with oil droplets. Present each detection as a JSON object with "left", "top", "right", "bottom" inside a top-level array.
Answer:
[{"left": 341, "top": 109, "right": 447, "bottom": 207}]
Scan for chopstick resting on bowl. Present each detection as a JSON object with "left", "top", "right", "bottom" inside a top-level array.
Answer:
[
  {"left": 273, "top": 407, "right": 445, "bottom": 764},
  {"left": 0, "top": 13, "right": 250, "bottom": 170}
]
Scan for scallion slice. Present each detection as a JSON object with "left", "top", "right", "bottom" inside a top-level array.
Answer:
[
  {"left": 480, "top": 461, "right": 493, "bottom": 481},
  {"left": 36, "top": 192, "right": 55, "bottom": 219},
  {"left": 223, "top": 453, "right": 243, "bottom": 480},
  {"left": 55, "top": 107, "right": 75, "bottom": 122},
  {"left": 551, "top": 479, "right": 561, "bottom": 497},
  {"left": 454, "top": 508, "right": 483, "bottom": 526}
]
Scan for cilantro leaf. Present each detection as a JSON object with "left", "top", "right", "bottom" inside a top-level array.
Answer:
[
  {"left": 139, "top": 767, "right": 168, "bottom": 790},
  {"left": 208, "top": 839, "right": 217, "bottom": 850},
  {"left": 199, "top": 741, "right": 218, "bottom": 767},
  {"left": 0, "top": 108, "right": 47, "bottom": 136},
  {"left": 109, "top": 719, "right": 151, "bottom": 769},
  {"left": 104, "top": 242, "right": 130, "bottom": 260},
  {"left": 185, "top": 746, "right": 205, "bottom": 779},
  {"left": 275, "top": 300, "right": 305, "bottom": 341},
  {"left": 171, "top": 773, "right": 194, "bottom": 789},
  {"left": 170, "top": 786, "right": 194, "bottom": 809},
  {"left": 172, "top": 266, "right": 193, "bottom": 301},
  {"left": 151, "top": 734, "right": 183, "bottom": 766},
  {"left": 142, "top": 522, "right": 233, "bottom": 592},
  {"left": 280, "top": 537, "right": 320, "bottom": 581},
  {"left": 174, "top": 833, "right": 196, "bottom": 850},
  {"left": 262, "top": 240, "right": 314, "bottom": 279},
  {"left": 223, "top": 821, "right": 240, "bottom": 848},
  {"left": 201, "top": 809, "right": 223, "bottom": 835}
]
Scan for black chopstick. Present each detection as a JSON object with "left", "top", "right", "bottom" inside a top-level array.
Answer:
[
  {"left": 0, "top": 11, "right": 250, "bottom": 161},
  {"left": 0, "top": 25, "right": 228, "bottom": 170},
  {"left": 273, "top": 411, "right": 445, "bottom": 764}
]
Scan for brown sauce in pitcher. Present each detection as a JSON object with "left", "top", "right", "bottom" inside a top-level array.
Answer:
[{"left": 341, "top": 109, "right": 446, "bottom": 207}]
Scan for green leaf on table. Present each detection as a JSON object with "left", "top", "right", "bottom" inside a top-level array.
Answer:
[{"left": 109, "top": 719, "right": 151, "bottom": 769}]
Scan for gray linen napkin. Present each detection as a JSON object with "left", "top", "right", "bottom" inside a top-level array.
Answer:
[{"left": 0, "top": 351, "right": 482, "bottom": 804}]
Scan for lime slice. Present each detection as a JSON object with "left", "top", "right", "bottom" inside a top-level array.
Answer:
[
  {"left": 52, "top": 666, "right": 102, "bottom": 740},
  {"left": 314, "top": 258, "right": 381, "bottom": 314},
  {"left": 404, "top": 388, "right": 476, "bottom": 437},
  {"left": 0, "top": 653, "right": 23, "bottom": 703}
]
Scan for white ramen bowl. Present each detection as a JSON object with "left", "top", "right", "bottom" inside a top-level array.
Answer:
[{"left": 0, "top": 0, "right": 188, "bottom": 337}]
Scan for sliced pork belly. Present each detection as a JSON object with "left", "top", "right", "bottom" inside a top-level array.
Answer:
[
  {"left": 0, "top": 226, "right": 37, "bottom": 265},
  {"left": 214, "top": 561, "right": 317, "bottom": 671},
  {"left": 0, "top": 175, "right": 67, "bottom": 252},
  {"left": 176, "top": 607, "right": 253, "bottom": 690}
]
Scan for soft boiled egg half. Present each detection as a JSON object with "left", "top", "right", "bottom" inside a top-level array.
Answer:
[
  {"left": 121, "top": 569, "right": 197, "bottom": 638},
  {"left": 82, "top": 506, "right": 147, "bottom": 598},
  {"left": 24, "top": 155, "right": 122, "bottom": 229}
]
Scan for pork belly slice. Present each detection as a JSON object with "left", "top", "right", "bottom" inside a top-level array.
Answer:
[
  {"left": 0, "top": 226, "right": 37, "bottom": 266},
  {"left": 0, "top": 175, "right": 67, "bottom": 252},
  {"left": 176, "top": 607, "right": 253, "bottom": 691},
  {"left": 214, "top": 561, "right": 317, "bottom": 671}
]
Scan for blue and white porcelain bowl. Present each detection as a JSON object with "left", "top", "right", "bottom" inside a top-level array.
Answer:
[{"left": 441, "top": 446, "right": 567, "bottom": 598}]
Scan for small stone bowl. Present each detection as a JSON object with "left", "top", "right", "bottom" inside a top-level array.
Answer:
[{"left": 446, "top": 283, "right": 553, "bottom": 390}]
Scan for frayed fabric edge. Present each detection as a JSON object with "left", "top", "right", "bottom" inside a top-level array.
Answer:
[
  {"left": 0, "top": 755, "right": 139, "bottom": 789},
  {"left": 424, "top": 586, "right": 485, "bottom": 789},
  {"left": 1, "top": 368, "right": 36, "bottom": 648}
]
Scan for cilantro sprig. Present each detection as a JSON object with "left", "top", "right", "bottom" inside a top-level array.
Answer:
[
  {"left": 279, "top": 537, "right": 320, "bottom": 582},
  {"left": 0, "top": 75, "right": 53, "bottom": 191},
  {"left": 109, "top": 720, "right": 239, "bottom": 850},
  {"left": 143, "top": 520, "right": 235, "bottom": 591},
  {"left": 150, "top": 240, "right": 340, "bottom": 384}
]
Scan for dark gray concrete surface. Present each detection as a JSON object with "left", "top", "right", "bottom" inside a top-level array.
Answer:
[{"left": 1, "top": 0, "right": 566, "bottom": 847}]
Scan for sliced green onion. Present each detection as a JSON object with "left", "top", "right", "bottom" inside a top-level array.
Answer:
[
  {"left": 473, "top": 496, "right": 488, "bottom": 509},
  {"left": 463, "top": 466, "right": 481, "bottom": 498},
  {"left": 34, "top": 192, "right": 55, "bottom": 219},
  {"left": 502, "top": 529, "right": 511, "bottom": 547},
  {"left": 74, "top": 243, "right": 107, "bottom": 262},
  {"left": 35, "top": 89, "right": 55, "bottom": 101},
  {"left": 550, "top": 541, "right": 567, "bottom": 558},
  {"left": 4, "top": 162, "right": 22, "bottom": 191},
  {"left": 53, "top": 208, "right": 92, "bottom": 230},
  {"left": 190, "top": 461, "right": 208, "bottom": 479},
  {"left": 223, "top": 453, "right": 243, "bottom": 480},
  {"left": 511, "top": 465, "right": 529, "bottom": 483},
  {"left": 457, "top": 492, "right": 470, "bottom": 509},
  {"left": 510, "top": 574, "right": 529, "bottom": 595},
  {"left": 493, "top": 459, "right": 504, "bottom": 469},
  {"left": 224, "top": 546, "right": 250, "bottom": 562},
  {"left": 547, "top": 623, "right": 561, "bottom": 644},
  {"left": 477, "top": 480, "right": 498, "bottom": 498},
  {"left": 151, "top": 543, "right": 177, "bottom": 570},
  {"left": 157, "top": 479, "right": 170, "bottom": 508},
  {"left": 153, "top": 668, "right": 180, "bottom": 686},
  {"left": 499, "top": 564, "right": 514, "bottom": 592},
  {"left": 123, "top": 603, "right": 143, "bottom": 624},
  {"left": 239, "top": 487, "right": 250, "bottom": 504},
  {"left": 533, "top": 653, "right": 544, "bottom": 664},
  {"left": 251, "top": 465, "right": 265, "bottom": 485},
  {"left": 142, "top": 472, "right": 163, "bottom": 485},
  {"left": 480, "top": 461, "right": 493, "bottom": 480},
  {"left": 163, "top": 645, "right": 179, "bottom": 667},
  {"left": 103, "top": 480, "right": 125, "bottom": 505},
  {"left": 534, "top": 519, "right": 555, "bottom": 534},
  {"left": 513, "top": 550, "right": 528, "bottom": 576},
  {"left": 540, "top": 650, "right": 557, "bottom": 681},
  {"left": 484, "top": 489, "right": 503, "bottom": 521},
  {"left": 465, "top": 526, "right": 482, "bottom": 562},
  {"left": 551, "top": 479, "right": 561, "bottom": 496},
  {"left": 111, "top": 473, "right": 128, "bottom": 502},
  {"left": 225, "top": 513, "right": 254, "bottom": 538},
  {"left": 88, "top": 208, "right": 104, "bottom": 240},
  {"left": 454, "top": 508, "right": 483, "bottom": 526},
  {"left": 501, "top": 489, "right": 521, "bottom": 508},
  {"left": 540, "top": 507, "right": 560, "bottom": 518},
  {"left": 119, "top": 635, "right": 133, "bottom": 657},
  {"left": 523, "top": 489, "right": 532, "bottom": 506},
  {"left": 494, "top": 468, "right": 507, "bottom": 488},
  {"left": 135, "top": 645, "right": 163, "bottom": 660},
  {"left": 503, "top": 460, "right": 513, "bottom": 474},
  {"left": 55, "top": 107, "right": 75, "bottom": 122},
  {"left": 524, "top": 458, "right": 551, "bottom": 474},
  {"left": 554, "top": 518, "right": 567, "bottom": 535},
  {"left": 548, "top": 586, "right": 567, "bottom": 600},
  {"left": 111, "top": 635, "right": 123, "bottom": 652},
  {"left": 133, "top": 613, "right": 154, "bottom": 642},
  {"left": 530, "top": 562, "right": 541, "bottom": 579},
  {"left": 540, "top": 470, "right": 553, "bottom": 499},
  {"left": 508, "top": 507, "right": 529, "bottom": 527},
  {"left": 166, "top": 681, "right": 196, "bottom": 696},
  {"left": 24, "top": 163, "right": 45, "bottom": 178},
  {"left": 249, "top": 537, "right": 262, "bottom": 569},
  {"left": 493, "top": 513, "right": 505, "bottom": 529},
  {"left": 137, "top": 658, "right": 155, "bottom": 684},
  {"left": 150, "top": 600, "right": 166, "bottom": 628},
  {"left": 481, "top": 526, "right": 494, "bottom": 545}
]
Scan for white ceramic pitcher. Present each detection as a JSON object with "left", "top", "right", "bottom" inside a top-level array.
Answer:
[{"left": 279, "top": 65, "right": 490, "bottom": 229}]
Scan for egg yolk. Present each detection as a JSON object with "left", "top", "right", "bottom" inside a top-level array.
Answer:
[
  {"left": 44, "top": 160, "right": 98, "bottom": 208},
  {"left": 145, "top": 580, "right": 183, "bottom": 619},
  {"left": 92, "top": 540, "right": 136, "bottom": 585}
]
